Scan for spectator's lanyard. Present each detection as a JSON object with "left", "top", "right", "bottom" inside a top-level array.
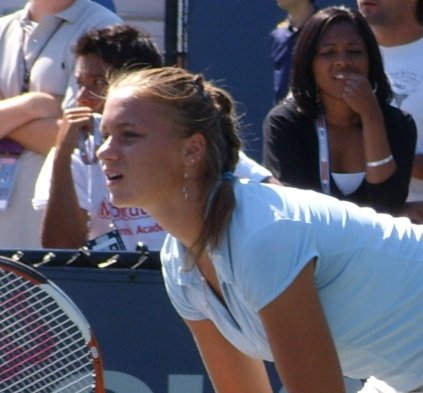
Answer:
[
  {"left": 20, "top": 18, "right": 65, "bottom": 93},
  {"left": 315, "top": 114, "right": 331, "bottom": 195}
]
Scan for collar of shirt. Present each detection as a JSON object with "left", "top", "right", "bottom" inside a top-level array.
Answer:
[
  {"left": 171, "top": 231, "right": 236, "bottom": 288},
  {"left": 19, "top": 0, "right": 90, "bottom": 25}
]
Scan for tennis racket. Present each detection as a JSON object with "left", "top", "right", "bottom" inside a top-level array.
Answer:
[{"left": 0, "top": 256, "right": 104, "bottom": 392}]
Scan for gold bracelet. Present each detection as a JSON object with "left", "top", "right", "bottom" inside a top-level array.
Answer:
[{"left": 366, "top": 154, "right": 393, "bottom": 168}]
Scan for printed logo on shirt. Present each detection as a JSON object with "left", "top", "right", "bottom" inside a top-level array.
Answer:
[
  {"left": 388, "top": 69, "right": 423, "bottom": 108},
  {"left": 116, "top": 222, "right": 164, "bottom": 236},
  {"left": 99, "top": 198, "right": 151, "bottom": 220}
]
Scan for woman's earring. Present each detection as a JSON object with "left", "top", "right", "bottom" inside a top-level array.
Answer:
[
  {"left": 372, "top": 82, "right": 378, "bottom": 94},
  {"left": 315, "top": 86, "right": 321, "bottom": 103},
  {"left": 182, "top": 172, "right": 189, "bottom": 201}
]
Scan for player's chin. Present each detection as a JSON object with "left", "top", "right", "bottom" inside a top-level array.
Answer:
[{"left": 109, "top": 193, "right": 135, "bottom": 208}]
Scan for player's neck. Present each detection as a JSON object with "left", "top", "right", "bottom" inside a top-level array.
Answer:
[
  {"left": 28, "top": 0, "right": 74, "bottom": 22},
  {"left": 372, "top": 23, "right": 423, "bottom": 47},
  {"left": 287, "top": 2, "right": 315, "bottom": 30}
]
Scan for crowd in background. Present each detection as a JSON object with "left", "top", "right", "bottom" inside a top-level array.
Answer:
[
  {"left": 1, "top": 1, "right": 423, "bottom": 392},
  {"left": 1, "top": 0, "right": 422, "bottom": 253}
]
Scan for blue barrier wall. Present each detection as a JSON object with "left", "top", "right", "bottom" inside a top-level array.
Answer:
[
  {"left": 187, "top": 0, "right": 356, "bottom": 162},
  {"left": 40, "top": 267, "right": 211, "bottom": 393},
  {"left": 37, "top": 266, "right": 362, "bottom": 393},
  {"left": 39, "top": 266, "right": 279, "bottom": 393}
]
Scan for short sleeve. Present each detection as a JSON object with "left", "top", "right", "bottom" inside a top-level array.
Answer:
[
  {"left": 162, "top": 271, "right": 207, "bottom": 321},
  {"left": 235, "top": 218, "right": 319, "bottom": 312},
  {"left": 70, "top": 152, "right": 92, "bottom": 211},
  {"left": 235, "top": 151, "right": 273, "bottom": 182},
  {"left": 32, "top": 148, "right": 56, "bottom": 210},
  {"left": 32, "top": 147, "right": 90, "bottom": 211}
]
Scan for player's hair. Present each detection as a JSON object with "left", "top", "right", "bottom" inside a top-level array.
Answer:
[{"left": 108, "top": 67, "right": 242, "bottom": 258}]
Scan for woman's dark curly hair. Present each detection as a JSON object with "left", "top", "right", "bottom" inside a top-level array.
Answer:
[{"left": 290, "top": 6, "right": 392, "bottom": 118}]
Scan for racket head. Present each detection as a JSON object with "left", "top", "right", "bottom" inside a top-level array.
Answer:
[{"left": 0, "top": 256, "right": 104, "bottom": 392}]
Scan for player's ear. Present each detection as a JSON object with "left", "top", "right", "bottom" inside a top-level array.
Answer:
[{"left": 183, "top": 132, "right": 206, "bottom": 165}]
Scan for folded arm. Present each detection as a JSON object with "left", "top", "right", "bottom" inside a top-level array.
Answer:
[{"left": 0, "top": 93, "right": 62, "bottom": 155}]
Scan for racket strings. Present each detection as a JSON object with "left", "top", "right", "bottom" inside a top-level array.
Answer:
[
  {"left": 2, "top": 301, "right": 81, "bottom": 362},
  {"left": 0, "top": 270, "right": 97, "bottom": 392},
  {"left": 3, "top": 327, "right": 91, "bottom": 390}
]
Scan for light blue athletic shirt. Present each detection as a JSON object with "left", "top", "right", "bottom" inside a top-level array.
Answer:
[{"left": 161, "top": 179, "right": 423, "bottom": 391}]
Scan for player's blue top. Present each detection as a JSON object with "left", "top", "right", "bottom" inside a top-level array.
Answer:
[{"left": 162, "top": 179, "right": 423, "bottom": 391}]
